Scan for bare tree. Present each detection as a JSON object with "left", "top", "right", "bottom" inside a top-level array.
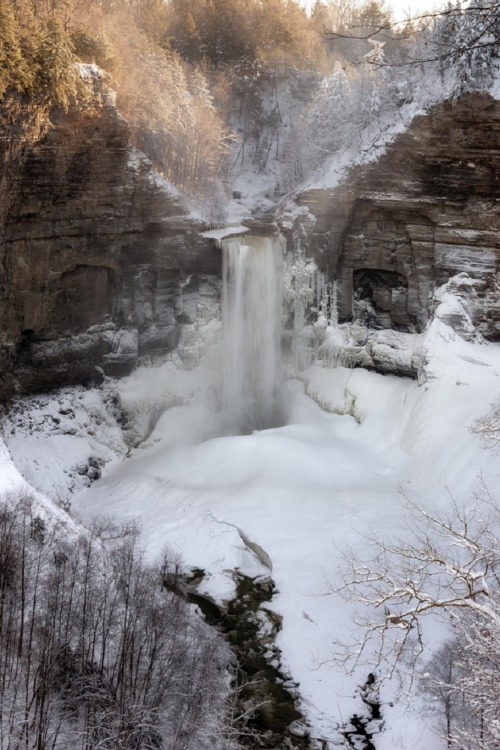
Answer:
[
  {"left": 331, "top": 486, "right": 500, "bottom": 748},
  {"left": 0, "top": 496, "right": 236, "bottom": 750},
  {"left": 419, "top": 638, "right": 469, "bottom": 747},
  {"left": 472, "top": 401, "right": 500, "bottom": 450}
]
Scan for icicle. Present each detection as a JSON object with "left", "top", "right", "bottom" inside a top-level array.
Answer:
[
  {"left": 330, "top": 280, "right": 338, "bottom": 329},
  {"left": 316, "top": 270, "right": 324, "bottom": 314}
]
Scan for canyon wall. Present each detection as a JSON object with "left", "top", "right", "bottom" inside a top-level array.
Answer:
[
  {"left": 284, "top": 92, "right": 500, "bottom": 342},
  {"left": 0, "top": 73, "right": 220, "bottom": 400},
  {"left": 3, "top": 82, "right": 500, "bottom": 398}
]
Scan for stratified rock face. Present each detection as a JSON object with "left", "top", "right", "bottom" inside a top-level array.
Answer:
[
  {"left": 0, "top": 76, "right": 220, "bottom": 399},
  {"left": 286, "top": 93, "right": 500, "bottom": 340}
]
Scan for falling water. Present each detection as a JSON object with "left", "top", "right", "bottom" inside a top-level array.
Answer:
[{"left": 221, "top": 235, "right": 284, "bottom": 433}]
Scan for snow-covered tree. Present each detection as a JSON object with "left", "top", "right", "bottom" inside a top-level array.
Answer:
[
  {"left": 299, "top": 55, "right": 391, "bottom": 175},
  {"left": 0, "top": 497, "right": 235, "bottom": 750},
  {"left": 333, "top": 484, "right": 500, "bottom": 748},
  {"left": 420, "top": 622, "right": 500, "bottom": 749},
  {"left": 302, "top": 61, "right": 353, "bottom": 163},
  {"left": 429, "top": 0, "right": 500, "bottom": 93}
]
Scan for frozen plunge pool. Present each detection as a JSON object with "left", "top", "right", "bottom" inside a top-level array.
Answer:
[{"left": 74, "top": 329, "right": 500, "bottom": 750}]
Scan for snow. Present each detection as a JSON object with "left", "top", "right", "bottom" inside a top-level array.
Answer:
[
  {"left": 0, "top": 438, "right": 30, "bottom": 496},
  {"left": 1, "top": 312, "right": 496, "bottom": 747},
  {"left": 490, "top": 64, "right": 500, "bottom": 99},
  {"left": 126, "top": 147, "right": 182, "bottom": 199},
  {"left": 78, "top": 63, "right": 103, "bottom": 81},
  {"left": 147, "top": 170, "right": 181, "bottom": 197},
  {"left": 301, "top": 98, "right": 426, "bottom": 192},
  {"left": 0, "top": 415, "right": 82, "bottom": 539},
  {"left": 224, "top": 172, "right": 277, "bottom": 225},
  {"left": 201, "top": 225, "right": 251, "bottom": 240},
  {"left": 127, "top": 146, "right": 146, "bottom": 170},
  {"left": 2, "top": 387, "right": 127, "bottom": 501}
]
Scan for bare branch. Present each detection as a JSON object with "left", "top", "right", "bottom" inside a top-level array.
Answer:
[{"left": 328, "top": 486, "right": 500, "bottom": 682}]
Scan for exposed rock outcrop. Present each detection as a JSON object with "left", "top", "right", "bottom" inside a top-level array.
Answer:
[
  {"left": 0, "top": 72, "right": 220, "bottom": 400},
  {"left": 283, "top": 93, "right": 500, "bottom": 342},
  {"left": 317, "top": 325, "right": 424, "bottom": 379}
]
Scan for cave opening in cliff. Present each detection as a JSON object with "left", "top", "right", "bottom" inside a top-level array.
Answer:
[
  {"left": 221, "top": 235, "right": 285, "bottom": 434},
  {"left": 352, "top": 268, "right": 415, "bottom": 331}
]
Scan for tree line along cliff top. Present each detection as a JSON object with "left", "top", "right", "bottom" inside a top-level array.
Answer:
[{"left": 1, "top": 0, "right": 499, "bottom": 203}]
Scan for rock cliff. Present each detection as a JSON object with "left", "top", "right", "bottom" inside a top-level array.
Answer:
[
  {"left": 284, "top": 93, "right": 500, "bottom": 345},
  {"left": 3, "top": 82, "right": 500, "bottom": 397},
  {"left": 0, "top": 71, "right": 220, "bottom": 401}
]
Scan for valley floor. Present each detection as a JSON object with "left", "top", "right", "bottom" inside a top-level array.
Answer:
[{"left": 2, "top": 317, "right": 500, "bottom": 749}]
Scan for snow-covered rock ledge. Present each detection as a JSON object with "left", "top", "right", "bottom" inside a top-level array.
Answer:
[{"left": 318, "top": 325, "right": 424, "bottom": 379}]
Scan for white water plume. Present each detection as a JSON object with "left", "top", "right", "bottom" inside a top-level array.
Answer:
[{"left": 221, "top": 235, "right": 285, "bottom": 433}]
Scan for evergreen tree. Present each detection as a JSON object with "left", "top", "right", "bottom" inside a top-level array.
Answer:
[
  {"left": 34, "top": 17, "right": 79, "bottom": 109},
  {"left": 0, "top": 0, "right": 34, "bottom": 98}
]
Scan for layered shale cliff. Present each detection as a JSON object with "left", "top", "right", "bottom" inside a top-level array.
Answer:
[
  {"left": 285, "top": 92, "right": 500, "bottom": 345},
  {"left": 0, "top": 71, "right": 219, "bottom": 401}
]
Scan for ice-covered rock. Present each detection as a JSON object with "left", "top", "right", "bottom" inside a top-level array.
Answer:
[{"left": 318, "top": 324, "right": 423, "bottom": 379}]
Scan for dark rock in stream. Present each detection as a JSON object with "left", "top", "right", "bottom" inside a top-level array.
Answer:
[
  {"left": 341, "top": 673, "right": 384, "bottom": 750},
  {"left": 188, "top": 571, "right": 315, "bottom": 750}
]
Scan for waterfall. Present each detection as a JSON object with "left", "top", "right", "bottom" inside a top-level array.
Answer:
[{"left": 221, "top": 235, "right": 284, "bottom": 433}]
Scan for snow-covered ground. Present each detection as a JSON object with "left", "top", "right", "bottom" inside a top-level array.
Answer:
[{"left": 2, "top": 311, "right": 500, "bottom": 748}]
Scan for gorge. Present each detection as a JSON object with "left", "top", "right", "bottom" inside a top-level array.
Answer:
[
  {"left": 3, "top": 81, "right": 500, "bottom": 400},
  {"left": 3, "top": 20, "right": 500, "bottom": 750}
]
